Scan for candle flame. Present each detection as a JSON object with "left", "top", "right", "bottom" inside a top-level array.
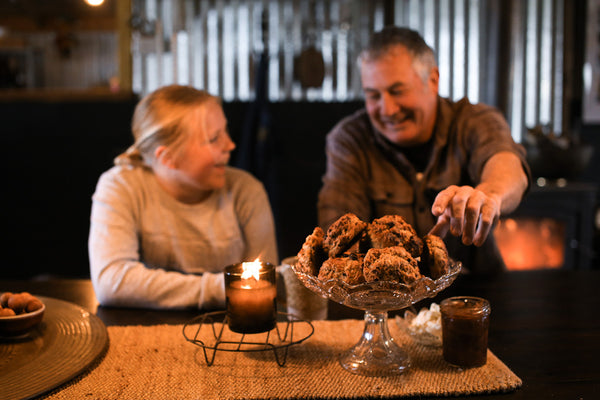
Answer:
[{"left": 241, "top": 258, "right": 262, "bottom": 281}]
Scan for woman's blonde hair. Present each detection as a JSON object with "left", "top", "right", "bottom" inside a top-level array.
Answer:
[{"left": 115, "top": 85, "right": 220, "bottom": 167}]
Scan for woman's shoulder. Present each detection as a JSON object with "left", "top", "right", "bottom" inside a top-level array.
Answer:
[
  {"left": 100, "top": 164, "right": 151, "bottom": 182},
  {"left": 96, "top": 164, "right": 155, "bottom": 195},
  {"left": 224, "top": 167, "right": 267, "bottom": 196},
  {"left": 225, "top": 166, "right": 262, "bottom": 185}
]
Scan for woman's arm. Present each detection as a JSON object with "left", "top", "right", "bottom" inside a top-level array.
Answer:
[{"left": 88, "top": 170, "right": 225, "bottom": 310}]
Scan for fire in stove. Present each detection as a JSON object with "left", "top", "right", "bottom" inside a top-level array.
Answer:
[{"left": 493, "top": 217, "right": 565, "bottom": 270}]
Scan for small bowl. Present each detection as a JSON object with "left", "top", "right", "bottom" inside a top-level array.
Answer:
[
  {"left": 0, "top": 302, "right": 46, "bottom": 337},
  {"left": 397, "top": 309, "right": 442, "bottom": 347}
]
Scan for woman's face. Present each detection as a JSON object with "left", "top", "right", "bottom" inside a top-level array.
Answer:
[{"left": 174, "top": 101, "right": 236, "bottom": 192}]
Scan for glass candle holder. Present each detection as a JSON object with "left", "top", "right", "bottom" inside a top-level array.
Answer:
[
  {"left": 440, "top": 296, "right": 491, "bottom": 368},
  {"left": 224, "top": 261, "right": 277, "bottom": 334}
]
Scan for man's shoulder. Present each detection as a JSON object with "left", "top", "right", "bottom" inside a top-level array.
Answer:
[
  {"left": 441, "top": 96, "right": 502, "bottom": 118},
  {"left": 438, "top": 97, "right": 509, "bottom": 134},
  {"left": 328, "top": 108, "right": 372, "bottom": 141},
  {"left": 334, "top": 107, "right": 370, "bottom": 128}
]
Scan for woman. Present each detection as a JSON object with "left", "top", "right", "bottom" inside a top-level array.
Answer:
[{"left": 88, "top": 85, "right": 278, "bottom": 309}]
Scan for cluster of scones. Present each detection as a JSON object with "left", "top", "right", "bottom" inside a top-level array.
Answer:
[{"left": 296, "top": 213, "right": 451, "bottom": 285}]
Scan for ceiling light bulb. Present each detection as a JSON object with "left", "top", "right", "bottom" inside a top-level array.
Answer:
[{"left": 85, "top": 0, "right": 105, "bottom": 6}]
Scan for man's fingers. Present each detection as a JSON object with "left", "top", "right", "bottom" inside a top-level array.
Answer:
[
  {"left": 431, "top": 185, "right": 459, "bottom": 216},
  {"left": 472, "top": 202, "right": 499, "bottom": 246},
  {"left": 462, "top": 192, "right": 486, "bottom": 245},
  {"left": 428, "top": 213, "right": 450, "bottom": 238},
  {"left": 431, "top": 185, "right": 502, "bottom": 246}
]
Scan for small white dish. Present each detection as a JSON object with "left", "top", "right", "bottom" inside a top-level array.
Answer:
[{"left": 396, "top": 307, "right": 442, "bottom": 347}]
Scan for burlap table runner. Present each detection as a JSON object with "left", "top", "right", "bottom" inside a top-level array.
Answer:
[{"left": 42, "top": 319, "right": 521, "bottom": 399}]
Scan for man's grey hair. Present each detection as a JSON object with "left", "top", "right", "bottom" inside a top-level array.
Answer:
[{"left": 358, "top": 26, "right": 437, "bottom": 83}]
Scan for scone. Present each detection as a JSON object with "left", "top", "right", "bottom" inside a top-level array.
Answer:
[
  {"left": 324, "top": 213, "right": 368, "bottom": 258},
  {"left": 296, "top": 227, "right": 327, "bottom": 276},
  {"left": 318, "top": 255, "right": 365, "bottom": 285},
  {"left": 363, "top": 246, "right": 422, "bottom": 284},
  {"left": 366, "top": 215, "right": 423, "bottom": 257},
  {"left": 297, "top": 214, "right": 450, "bottom": 285},
  {"left": 420, "top": 234, "right": 450, "bottom": 279}
]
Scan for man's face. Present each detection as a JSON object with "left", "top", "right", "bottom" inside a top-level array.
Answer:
[{"left": 361, "top": 46, "right": 439, "bottom": 146}]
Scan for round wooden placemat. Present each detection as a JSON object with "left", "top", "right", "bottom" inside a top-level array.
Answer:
[{"left": 0, "top": 296, "right": 108, "bottom": 400}]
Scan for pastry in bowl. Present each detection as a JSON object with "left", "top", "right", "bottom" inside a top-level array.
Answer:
[
  {"left": 363, "top": 246, "right": 421, "bottom": 284},
  {"left": 296, "top": 226, "right": 327, "bottom": 276},
  {"left": 323, "top": 213, "right": 367, "bottom": 258},
  {"left": 318, "top": 254, "right": 365, "bottom": 285},
  {"left": 0, "top": 292, "right": 46, "bottom": 337},
  {"left": 366, "top": 215, "right": 423, "bottom": 257},
  {"left": 420, "top": 234, "right": 450, "bottom": 279},
  {"left": 297, "top": 213, "right": 452, "bottom": 284}
]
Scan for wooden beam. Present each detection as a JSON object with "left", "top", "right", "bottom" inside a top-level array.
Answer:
[
  {"left": 116, "top": 0, "right": 132, "bottom": 92},
  {"left": 0, "top": 16, "right": 116, "bottom": 32}
]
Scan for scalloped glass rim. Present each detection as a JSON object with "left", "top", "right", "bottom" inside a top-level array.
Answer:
[{"left": 291, "top": 258, "right": 462, "bottom": 311}]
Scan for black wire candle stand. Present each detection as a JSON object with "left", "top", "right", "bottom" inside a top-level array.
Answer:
[{"left": 182, "top": 311, "right": 314, "bottom": 366}]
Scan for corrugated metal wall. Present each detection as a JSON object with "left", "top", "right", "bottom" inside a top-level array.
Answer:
[
  {"left": 130, "top": 0, "right": 386, "bottom": 101},
  {"left": 5, "top": 0, "right": 565, "bottom": 143}
]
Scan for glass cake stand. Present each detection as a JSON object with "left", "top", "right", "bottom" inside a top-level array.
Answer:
[{"left": 291, "top": 258, "right": 461, "bottom": 376}]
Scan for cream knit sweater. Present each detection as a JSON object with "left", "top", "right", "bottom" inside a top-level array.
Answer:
[{"left": 88, "top": 165, "right": 278, "bottom": 310}]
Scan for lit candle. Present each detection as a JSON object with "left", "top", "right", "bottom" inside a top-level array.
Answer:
[{"left": 224, "top": 260, "right": 277, "bottom": 334}]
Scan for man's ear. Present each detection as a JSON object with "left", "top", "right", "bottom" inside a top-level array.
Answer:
[
  {"left": 154, "top": 145, "right": 176, "bottom": 169},
  {"left": 428, "top": 67, "right": 440, "bottom": 91}
]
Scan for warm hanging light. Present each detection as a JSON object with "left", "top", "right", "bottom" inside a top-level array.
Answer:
[{"left": 85, "top": 0, "right": 105, "bottom": 6}]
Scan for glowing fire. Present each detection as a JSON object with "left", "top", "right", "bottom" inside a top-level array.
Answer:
[
  {"left": 493, "top": 217, "right": 564, "bottom": 270},
  {"left": 241, "top": 258, "right": 262, "bottom": 283}
]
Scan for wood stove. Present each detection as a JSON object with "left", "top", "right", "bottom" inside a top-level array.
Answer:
[{"left": 493, "top": 182, "right": 598, "bottom": 270}]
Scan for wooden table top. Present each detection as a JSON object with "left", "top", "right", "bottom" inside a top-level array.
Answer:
[{"left": 2, "top": 268, "right": 599, "bottom": 399}]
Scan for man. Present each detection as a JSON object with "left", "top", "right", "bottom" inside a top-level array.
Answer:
[{"left": 317, "top": 26, "right": 530, "bottom": 274}]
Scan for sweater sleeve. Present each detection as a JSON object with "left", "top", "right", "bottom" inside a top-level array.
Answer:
[{"left": 88, "top": 169, "right": 225, "bottom": 310}]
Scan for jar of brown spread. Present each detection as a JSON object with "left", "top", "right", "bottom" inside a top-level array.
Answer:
[{"left": 440, "top": 296, "right": 491, "bottom": 368}]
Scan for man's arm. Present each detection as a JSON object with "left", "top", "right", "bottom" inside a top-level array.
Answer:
[{"left": 429, "top": 151, "right": 528, "bottom": 246}]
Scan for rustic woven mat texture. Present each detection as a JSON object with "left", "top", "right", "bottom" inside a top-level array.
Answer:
[{"left": 42, "top": 319, "right": 521, "bottom": 399}]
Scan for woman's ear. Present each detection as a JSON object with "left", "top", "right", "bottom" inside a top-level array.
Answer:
[{"left": 154, "top": 145, "right": 177, "bottom": 169}]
